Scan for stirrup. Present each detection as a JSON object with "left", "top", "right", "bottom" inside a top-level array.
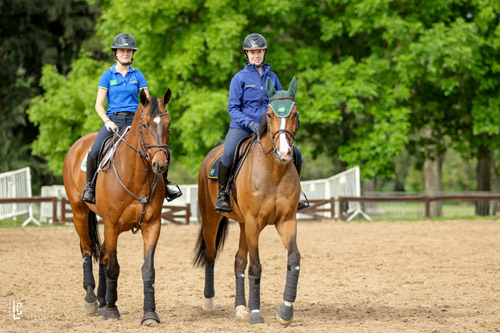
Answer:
[
  {"left": 215, "top": 192, "right": 232, "bottom": 213},
  {"left": 165, "top": 184, "right": 182, "bottom": 202},
  {"left": 81, "top": 185, "right": 96, "bottom": 204},
  {"left": 297, "top": 191, "right": 309, "bottom": 211}
]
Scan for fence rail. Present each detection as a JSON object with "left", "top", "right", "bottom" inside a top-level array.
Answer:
[
  {"left": 2, "top": 194, "right": 499, "bottom": 225},
  {"left": 338, "top": 194, "right": 500, "bottom": 220}
]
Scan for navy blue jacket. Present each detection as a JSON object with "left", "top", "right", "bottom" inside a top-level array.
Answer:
[{"left": 227, "top": 62, "right": 282, "bottom": 130}]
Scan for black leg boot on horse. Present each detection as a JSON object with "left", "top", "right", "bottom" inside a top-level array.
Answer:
[
  {"left": 162, "top": 170, "right": 182, "bottom": 202},
  {"left": 215, "top": 162, "right": 232, "bottom": 212},
  {"left": 81, "top": 154, "right": 97, "bottom": 204}
]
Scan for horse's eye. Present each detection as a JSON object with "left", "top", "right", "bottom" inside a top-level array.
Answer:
[{"left": 141, "top": 123, "right": 147, "bottom": 129}]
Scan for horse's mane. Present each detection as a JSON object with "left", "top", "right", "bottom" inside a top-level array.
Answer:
[{"left": 257, "top": 113, "right": 267, "bottom": 138}]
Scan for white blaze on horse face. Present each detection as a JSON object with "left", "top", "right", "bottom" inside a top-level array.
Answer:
[
  {"left": 278, "top": 117, "right": 291, "bottom": 159},
  {"left": 154, "top": 115, "right": 161, "bottom": 125}
]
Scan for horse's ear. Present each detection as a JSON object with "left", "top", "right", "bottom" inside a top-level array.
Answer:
[
  {"left": 288, "top": 76, "right": 298, "bottom": 99},
  {"left": 266, "top": 77, "right": 276, "bottom": 98},
  {"left": 140, "top": 89, "right": 148, "bottom": 106},
  {"left": 163, "top": 88, "right": 171, "bottom": 105}
]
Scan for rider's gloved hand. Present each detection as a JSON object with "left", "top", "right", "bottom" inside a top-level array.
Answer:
[{"left": 248, "top": 121, "right": 259, "bottom": 133}]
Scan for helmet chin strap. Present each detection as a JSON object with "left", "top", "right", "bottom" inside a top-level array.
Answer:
[
  {"left": 115, "top": 55, "right": 133, "bottom": 66},
  {"left": 113, "top": 50, "right": 134, "bottom": 66}
]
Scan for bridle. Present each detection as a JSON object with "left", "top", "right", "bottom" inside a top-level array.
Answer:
[
  {"left": 139, "top": 109, "right": 170, "bottom": 164},
  {"left": 258, "top": 96, "right": 298, "bottom": 155}
]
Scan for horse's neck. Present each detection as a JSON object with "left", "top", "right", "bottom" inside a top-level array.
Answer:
[{"left": 116, "top": 123, "right": 152, "bottom": 177}]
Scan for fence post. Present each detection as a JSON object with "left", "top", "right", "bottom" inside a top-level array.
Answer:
[
  {"left": 52, "top": 197, "right": 58, "bottom": 223},
  {"left": 425, "top": 196, "right": 430, "bottom": 218},
  {"left": 186, "top": 203, "right": 191, "bottom": 225},
  {"left": 330, "top": 198, "right": 335, "bottom": 220},
  {"left": 338, "top": 197, "right": 345, "bottom": 221}
]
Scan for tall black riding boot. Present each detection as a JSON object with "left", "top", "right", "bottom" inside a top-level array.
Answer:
[
  {"left": 163, "top": 170, "right": 182, "bottom": 202},
  {"left": 215, "top": 162, "right": 232, "bottom": 212},
  {"left": 81, "top": 154, "right": 97, "bottom": 203},
  {"left": 294, "top": 162, "right": 308, "bottom": 211}
]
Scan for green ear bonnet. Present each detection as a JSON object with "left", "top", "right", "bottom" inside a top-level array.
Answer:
[{"left": 266, "top": 76, "right": 298, "bottom": 118}]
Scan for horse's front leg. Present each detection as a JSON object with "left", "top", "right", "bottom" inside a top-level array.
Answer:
[
  {"left": 140, "top": 220, "right": 161, "bottom": 325},
  {"left": 234, "top": 222, "right": 249, "bottom": 319},
  {"left": 101, "top": 227, "right": 121, "bottom": 320},
  {"left": 245, "top": 221, "right": 264, "bottom": 324},
  {"left": 275, "top": 219, "right": 301, "bottom": 327}
]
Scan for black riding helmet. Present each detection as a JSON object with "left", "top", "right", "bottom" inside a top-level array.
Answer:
[
  {"left": 111, "top": 33, "right": 137, "bottom": 66},
  {"left": 111, "top": 33, "right": 138, "bottom": 51},
  {"left": 243, "top": 33, "right": 267, "bottom": 64}
]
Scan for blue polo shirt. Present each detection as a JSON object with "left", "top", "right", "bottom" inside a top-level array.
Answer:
[{"left": 98, "top": 64, "right": 148, "bottom": 115}]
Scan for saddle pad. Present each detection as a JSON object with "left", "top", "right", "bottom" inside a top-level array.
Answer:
[
  {"left": 80, "top": 152, "right": 90, "bottom": 172},
  {"left": 208, "top": 142, "right": 252, "bottom": 181}
]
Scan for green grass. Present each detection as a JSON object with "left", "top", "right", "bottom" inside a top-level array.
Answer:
[{"left": 0, "top": 216, "right": 72, "bottom": 228}]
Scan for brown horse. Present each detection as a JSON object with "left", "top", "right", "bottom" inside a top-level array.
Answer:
[
  {"left": 63, "top": 89, "right": 172, "bottom": 325},
  {"left": 194, "top": 77, "right": 302, "bottom": 326}
]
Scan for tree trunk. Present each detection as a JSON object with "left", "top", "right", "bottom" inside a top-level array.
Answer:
[
  {"left": 424, "top": 155, "right": 443, "bottom": 217},
  {"left": 492, "top": 159, "right": 500, "bottom": 215},
  {"left": 423, "top": 126, "right": 444, "bottom": 217},
  {"left": 475, "top": 144, "right": 491, "bottom": 216}
]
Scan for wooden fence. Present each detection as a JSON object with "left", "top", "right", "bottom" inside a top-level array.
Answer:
[
  {"left": 2, "top": 194, "right": 499, "bottom": 225},
  {"left": 337, "top": 194, "right": 500, "bottom": 220}
]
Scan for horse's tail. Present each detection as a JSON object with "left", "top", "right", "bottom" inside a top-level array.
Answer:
[
  {"left": 193, "top": 217, "right": 229, "bottom": 267},
  {"left": 88, "top": 211, "right": 102, "bottom": 261}
]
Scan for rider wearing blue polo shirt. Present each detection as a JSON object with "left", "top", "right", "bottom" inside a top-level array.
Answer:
[
  {"left": 214, "top": 33, "right": 305, "bottom": 212},
  {"left": 81, "top": 33, "right": 181, "bottom": 203}
]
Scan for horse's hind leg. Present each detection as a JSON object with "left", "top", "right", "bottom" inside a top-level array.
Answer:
[
  {"left": 73, "top": 209, "right": 98, "bottom": 315},
  {"left": 101, "top": 228, "right": 121, "bottom": 320},
  {"left": 234, "top": 222, "right": 249, "bottom": 319},
  {"left": 275, "top": 220, "right": 301, "bottom": 327},
  {"left": 139, "top": 221, "right": 161, "bottom": 325}
]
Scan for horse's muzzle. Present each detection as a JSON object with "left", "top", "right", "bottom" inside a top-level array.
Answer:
[
  {"left": 274, "top": 148, "right": 293, "bottom": 164},
  {"left": 152, "top": 161, "right": 169, "bottom": 174}
]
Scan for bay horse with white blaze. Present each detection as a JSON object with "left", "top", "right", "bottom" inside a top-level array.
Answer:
[
  {"left": 194, "top": 77, "right": 302, "bottom": 326},
  {"left": 63, "top": 89, "right": 172, "bottom": 325}
]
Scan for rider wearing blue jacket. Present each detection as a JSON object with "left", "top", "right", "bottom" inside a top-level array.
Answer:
[{"left": 215, "top": 33, "right": 305, "bottom": 212}]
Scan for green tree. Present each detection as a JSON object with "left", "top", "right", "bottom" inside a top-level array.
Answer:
[{"left": 0, "top": 0, "right": 100, "bottom": 190}]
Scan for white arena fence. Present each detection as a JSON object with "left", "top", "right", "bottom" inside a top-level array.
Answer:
[
  {"left": 0, "top": 167, "right": 40, "bottom": 226},
  {"left": 41, "top": 185, "right": 70, "bottom": 222},
  {"left": 299, "top": 166, "right": 368, "bottom": 221}
]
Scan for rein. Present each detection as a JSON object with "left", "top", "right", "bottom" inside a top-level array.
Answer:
[
  {"left": 111, "top": 107, "right": 169, "bottom": 234},
  {"left": 258, "top": 96, "right": 297, "bottom": 154}
]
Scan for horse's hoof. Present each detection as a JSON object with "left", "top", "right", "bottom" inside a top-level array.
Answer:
[
  {"left": 97, "top": 305, "right": 107, "bottom": 316},
  {"left": 201, "top": 297, "right": 215, "bottom": 312},
  {"left": 84, "top": 300, "right": 98, "bottom": 315},
  {"left": 249, "top": 310, "right": 264, "bottom": 324},
  {"left": 277, "top": 302, "right": 294, "bottom": 326},
  {"left": 102, "top": 306, "right": 120, "bottom": 320},
  {"left": 235, "top": 305, "right": 249, "bottom": 319},
  {"left": 141, "top": 311, "right": 160, "bottom": 325}
]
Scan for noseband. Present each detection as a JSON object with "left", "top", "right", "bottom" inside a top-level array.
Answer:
[
  {"left": 139, "top": 110, "right": 170, "bottom": 164},
  {"left": 258, "top": 96, "right": 298, "bottom": 154}
]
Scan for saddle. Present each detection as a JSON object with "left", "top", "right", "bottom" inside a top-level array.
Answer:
[
  {"left": 97, "top": 126, "right": 131, "bottom": 172},
  {"left": 80, "top": 126, "right": 131, "bottom": 175},
  {"left": 208, "top": 134, "right": 255, "bottom": 181}
]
